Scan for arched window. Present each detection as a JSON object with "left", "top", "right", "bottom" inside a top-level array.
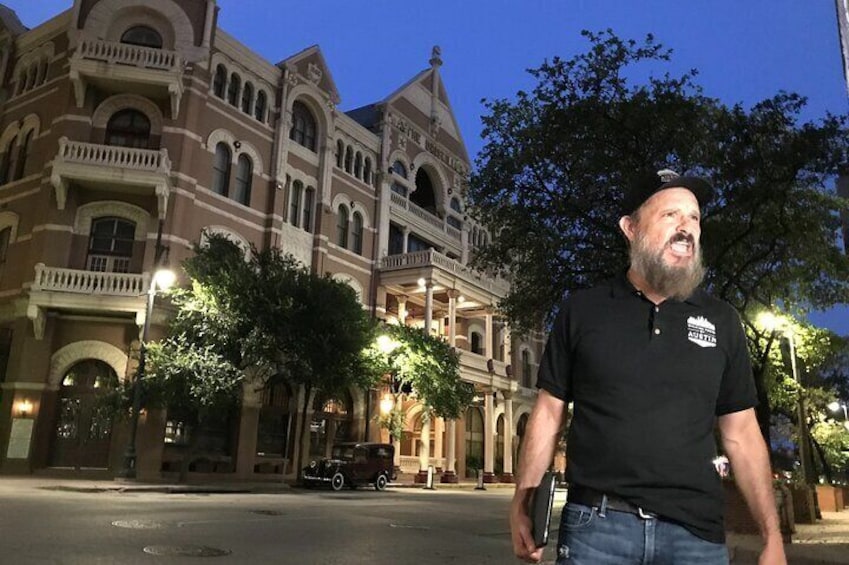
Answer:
[
  {"left": 227, "top": 73, "right": 241, "bottom": 106},
  {"left": 412, "top": 168, "right": 437, "bottom": 214},
  {"left": 363, "top": 158, "right": 372, "bottom": 185},
  {"left": 233, "top": 154, "right": 253, "bottom": 205},
  {"left": 471, "top": 331, "right": 483, "bottom": 355},
  {"left": 213, "top": 65, "right": 227, "bottom": 98},
  {"left": 302, "top": 187, "right": 315, "bottom": 232},
  {"left": 254, "top": 90, "right": 267, "bottom": 122},
  {"left": 13, "top": 130, "right": 33, "bottom": 181},
  {"left": 344, "top": 147, "right": 353, "bottom": 173},
  {"left": 336, "top": 205, "right": 349, "bottom": 248},
  {"left": 105, "top": 109, "right": 150, "bottom": 148},
  {"left": 241, "top": 82, "right": 254, "bottom": 114},
  {"left": 465, "top": 406, "right": 484, "bottom": 476},
  {"left": 289, "top": 101, "right": 316, "bottom": 151},
  {"left": 0, "top": 226, "right": 11, "bottom": 263},
  {"left": 0, "top": 142, "right": 11, "bottom": 185},
  {"left": 351, "top": 212, "right": 363, "bottom": 255},
  {"left": 257, "top": 380, "right": 292, "bottom": 459},
  {"left": 120, "top": 25, "right": 163, "bottom": 48},
  {"left": 289, "top": 181, "right": 303, "bottom": 227},
  {"left": 212, "top": 142, "right": 231, "bottom": 196},
  {"left": 336, "top": 140, "right": 344, "bottom": 168},
  {"left": 521, "top": 349, "right": 532, "bottom": 388},
  {"left": 354, "top": 152, "right": 362, "bottom": 179},
  {"left": 390, "top": 160, "right": 407, "bottom": 178},
  {"left": 87, "top": 217, "right": 135, "bottom": 272},
  {"left": 450, "top": 197, "right": 462, "bottom": 213}
]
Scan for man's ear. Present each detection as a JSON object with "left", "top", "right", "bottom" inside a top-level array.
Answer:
[{"left": 619, "top": 215, "right": 636, "bottom": 243}]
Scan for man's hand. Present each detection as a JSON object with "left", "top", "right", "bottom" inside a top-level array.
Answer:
[
  {"left": 510, "top": 491, "right": 544, "bottom": 563},
  {"left": 758, "top": 535, "right": 787, "bottom": 565}
]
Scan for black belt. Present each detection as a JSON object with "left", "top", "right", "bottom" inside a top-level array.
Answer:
[{"left": 567, "top": 485, "right": 657, "bottom": 519}]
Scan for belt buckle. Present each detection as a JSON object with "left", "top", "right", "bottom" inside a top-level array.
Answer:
[{"left": 637, "top": 507, "right": 654, "bottom": 520}]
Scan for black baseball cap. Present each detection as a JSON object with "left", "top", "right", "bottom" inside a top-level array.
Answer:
[{"left": 622, "top": 171, "right": 713, "bottom": 216}]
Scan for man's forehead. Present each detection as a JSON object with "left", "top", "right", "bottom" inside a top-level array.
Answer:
[{"left": 641, "top": 187, "right": 700, "bottom": 211}]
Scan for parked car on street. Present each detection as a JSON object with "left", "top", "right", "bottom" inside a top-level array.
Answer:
[{"left": 302, "top": 442, "right": 396, "bottom": 491}]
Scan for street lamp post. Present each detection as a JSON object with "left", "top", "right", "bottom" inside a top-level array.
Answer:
[
  {"left": 758, "top": 312, "right": 815, "bottom": 486},
  {"left": 118, "top": 268, "right": 175, "bottom": 479}
]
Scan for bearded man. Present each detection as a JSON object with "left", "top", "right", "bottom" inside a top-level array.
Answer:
[{"left": 509, "top": 172, "right": 786, "bottom": 564}]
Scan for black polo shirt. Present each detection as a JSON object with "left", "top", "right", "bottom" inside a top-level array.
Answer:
[{"left": 537, "top": 274, "right": 757, "bottom": 543}]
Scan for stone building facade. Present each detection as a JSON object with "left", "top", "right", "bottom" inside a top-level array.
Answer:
[{"left": 0, "top": 0, "right": 546, "bottom": 482}]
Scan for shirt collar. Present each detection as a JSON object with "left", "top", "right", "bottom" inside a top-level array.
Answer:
[{"left": 610, "top": 271, "right": 707, "bottom": 307}]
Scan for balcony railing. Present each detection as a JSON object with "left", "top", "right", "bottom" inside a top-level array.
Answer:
[
  {"left": 55, "top": 137, "right": 171, "bottom": 173},
  {"left": 75, "top": 38, "right": 183, "bottom": 71},
  {"left": 380, "top": 249, "right": 510, "bottom": 295},
  {"left": 32, "top": 263, "right": 148, "bottom": 296},
  {"left": 389, "top": 192, "right": 461, "bottom": 242}
]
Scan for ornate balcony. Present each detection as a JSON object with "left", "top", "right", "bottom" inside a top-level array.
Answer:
[
  {"left": 70, "top": 37, "right": 185, "bottom": 119},
  {"left": 27, "top": 264, "right": 150, "bottom": 340},
  {"left": 389, "top": 192, "right": 463, "bottom": 252},
  {"left": 50, "top": 137, "right": 172, "bottom": 219},
  {"left": 380, "top": 249, "right": 510, "bottom": 297}
]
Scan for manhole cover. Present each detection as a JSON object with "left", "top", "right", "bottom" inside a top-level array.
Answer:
[
  {"left": 112, "top": 520, "right": 165, "bottom": 529},
  {"left": 250, "top": 509, "right": 283, "bottom": 516},
  {"left": 143, "top": 545, "right": 231, "bottom": 557}
]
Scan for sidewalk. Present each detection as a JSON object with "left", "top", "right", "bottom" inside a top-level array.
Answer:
[{"left": 728, "top": 510, "right": 849, "bottom": 564}]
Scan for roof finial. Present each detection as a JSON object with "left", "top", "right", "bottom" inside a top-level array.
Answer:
[{"left": 430, "top": 45, "right": 442, "bottom": 68}]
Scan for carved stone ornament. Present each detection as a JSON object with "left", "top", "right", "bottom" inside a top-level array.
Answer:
[{"left": 307, "top": 63, "right": 323, "bottom": 85}]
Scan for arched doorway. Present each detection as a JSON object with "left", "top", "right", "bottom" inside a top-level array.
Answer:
[
  {"left": 50, "top": 359, "right": 118, "bottom": 469},
  {"left": 465, "top": 406, "right": 484, "bottom": 477},
  {"left": 411, "top": 168, "right": 437, "bottom": 214},
  {"left": 516, "top": 413, "right": 529, "bottom": 466},
  {"left": 496, "top": 414, "right": 505, "bottom": 475},
  {"left": 256, "top": 380, "right": 293, "bottom": 473},
  {"left": 310, "top": 391, "right": 353, "bottom": 457}
]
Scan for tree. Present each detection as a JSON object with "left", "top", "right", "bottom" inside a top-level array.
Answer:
[
  {"left": 372, "top": 324, "right": 474, "bottom": 440},
  {"left": 468, "top": 29, "right": 849, "bottom": 441},
  {"left": 117, "top": 235, "right": 381, "bottom": 479}
]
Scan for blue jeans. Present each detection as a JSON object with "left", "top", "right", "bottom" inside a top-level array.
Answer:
[{"left": 556, "top": 499, "right": 729, "bottom": 564}]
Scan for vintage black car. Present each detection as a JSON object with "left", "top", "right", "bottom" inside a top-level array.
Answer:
[{"left": 302, "top": 442, "right": 396, "bottom": 491}]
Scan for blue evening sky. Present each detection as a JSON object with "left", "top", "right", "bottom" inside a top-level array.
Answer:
[{"left": 7, "top": 0, "right": 849, "bottom": 335}]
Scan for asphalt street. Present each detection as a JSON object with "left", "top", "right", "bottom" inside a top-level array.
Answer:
[{"left": 0, "top": 480, "right": 558, "bottom": 565}]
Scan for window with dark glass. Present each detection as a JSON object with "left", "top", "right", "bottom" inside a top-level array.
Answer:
[
  {"left": 289, "top": 181, "right": 302, "bottom": 227},
  {"left": 0, "top": 227, "right": 10, "bottom": 263},
  {"left": 289, "top": 101, "right": 316, "bottom": 151},
  {"left": 105, "top": 109, "right": 151, "bottom": 148},
  {"left": 257, "top": 381, "right": 291, "bottom": 457},
  {"left": 254, "top": 90, "right": 267, "bottom": 122},
  {"left": 14, "top": 130, "right": 33, "bottom": 181},
  {"left": 227, "top": 73, "right": 241, "bottom": 106},
  {"left": 471, "top": 331, "right": 483, "bottom": 355},
  {"left": 521, "top": 349, "right": 532, "bottom": 388},
  {"left": 354, "top": 152, "right": 362, "bottom": 179},
  {"left": 120, "top": 25, "right": 163, "bottom": 48},
  {"left": 336, "top": 205, "right": 349, "bottom": 248},
  {"left": 302, "top": 187, "right": 314, "bottom": 232},
  {"left": 388, "top": 224, "right": 404, "bottom": 255},
  {"left": 363, "top": 158, "right": 372, "bottom": 185},
  {"left": 0, "top": 141, "right": 12, "bottom": 185},
  {"left": 212, "top": 142, "right": 231, "bottom": 196},
  {"left": 344, "top": 146, "right": 353, "bottom": 173},
  {"left": 351, "top": 212, "right": 363, "bottom": 255},
  {"left": 241, "top": 82, "right": 254, "bottom": 114},
  {"left": 213, "top": 64, "right": 227, "bottom": 98},
  {"left": 87, "top": 217, "right": 135, "bottom": 273},
  {"left": 390, "top": 160, "right": 407, "bottom": 178},
  {"left": 447, "top": 215, "right": 463, "bottom": 230},
  {"left": 336, "top": 140, "right": 344, "bottom": 168},
  {"left": 233, "top": 154, "right": 253, "bottom": 205},
  {"left": 406, "top": 234, "right": 433, "bottom": 253},
  {"left": 0, "top": 327, "right": 11, "bottom": 385}
]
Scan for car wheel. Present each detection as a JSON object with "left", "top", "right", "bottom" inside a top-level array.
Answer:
[
  {"left": 330, "top": 472, "right": 345, "bottom": 491},
  {"left": 375, "top": 473, "right": 388, "bottom": 491}
]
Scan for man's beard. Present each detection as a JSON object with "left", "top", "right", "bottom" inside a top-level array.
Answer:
[{"left": 630, "top": 230, "right": 705, "bottom": 301}]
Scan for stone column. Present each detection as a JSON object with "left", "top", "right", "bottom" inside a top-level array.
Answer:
[
  {"left": 397, "top": 295, "right": 408, "bottom": 326},
  {"left": 424, "top": 280, "right": 433, "bottom": 334},
  {"left": 402, "top": 227, "right": 410, "bottom": 253},
  {"left": 483, "top": 390, "right": 496, "bottom": 483},
  {"left": 447, "top": 289, "right": 459, "bottom": 346},
  {"left": 416, "top": 414, "right": 431, "bottom": 483},
  {"left": 441, "top": 419, "right": 458, "bottom": 483},
  {"left": 433, "top": 416, "right": 444, "bottom": 471},
  {"left": 500, "top": 391, "right": 514, "bottom": 482},
  {"left": 484, "top": 310, "right": 493, "bottom": 359}
]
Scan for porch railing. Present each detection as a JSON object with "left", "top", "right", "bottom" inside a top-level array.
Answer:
[
  {"left": 56, "top": 137, "right": 171, "bottom": 173},
  {"left": 380, "top": 249, "right": 510, "bottom": 295},
  {"left": 75, "top": 37, "right": 183, "bottom": 71},
  {"left": 32, "top": 263, "right": 148, "bottom": 296}
]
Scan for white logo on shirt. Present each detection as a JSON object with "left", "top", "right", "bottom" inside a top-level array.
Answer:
[{"left": 687, "top": 316, "right": 717, "bottom": 348}]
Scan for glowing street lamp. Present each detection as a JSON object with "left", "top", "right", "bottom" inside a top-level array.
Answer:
[
  {"left": 827, "top": 401, "right": 849, "bottom": 430},
  {"left": 118, "top": 267, "right": 175, "bottom": 479}
]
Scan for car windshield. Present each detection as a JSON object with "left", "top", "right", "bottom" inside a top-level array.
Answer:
[{"left": 331, "top": 445, "right": 356, "bottom": 461}]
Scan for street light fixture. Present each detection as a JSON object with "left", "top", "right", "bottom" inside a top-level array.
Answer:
[
  {"left": 118, "top": 267, "right": 175, "bottom": 479},
  {"left": 757, "top": 311, "right": 815, "bottom": 485},
  {"left": 827, "top": 401, "right": 849, "bottom": 430}
]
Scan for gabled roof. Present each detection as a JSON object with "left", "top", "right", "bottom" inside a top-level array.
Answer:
[
  {"left": 0, "top": 5, "right": 27, "bottom": 36},
  {"left": 278, "top": 44, "right": 341, "bottom": 104}
]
